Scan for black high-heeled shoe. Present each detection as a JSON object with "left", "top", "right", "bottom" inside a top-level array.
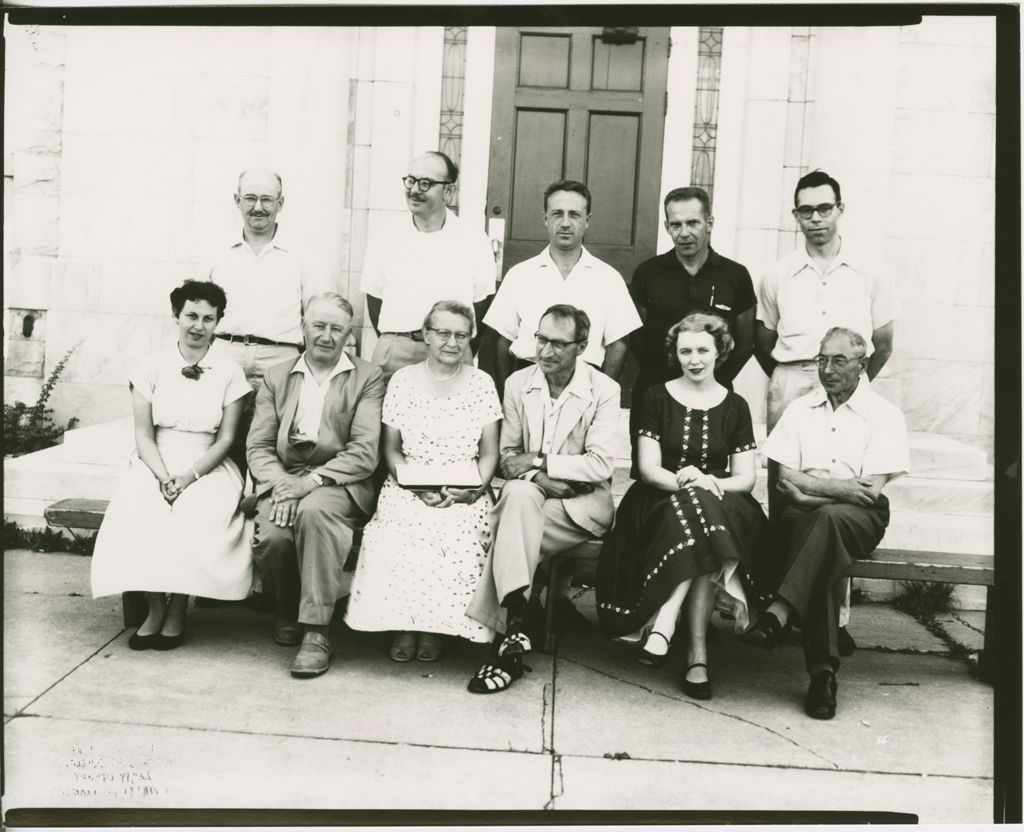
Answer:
[
  {"left": 682, "top": 662, "right": 712, "bottom": 700},
  {"left": 152, "top": 629, "right": 186, "bottom": 651},
  {"left": 128, "top": 630, "right": 160, "bottom": 651},
  {"left": 637, "top": 631, "right": 671, "bottom": 668}
]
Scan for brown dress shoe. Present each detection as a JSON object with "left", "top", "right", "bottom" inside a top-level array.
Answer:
[
  {"left": 290, "top": 631, "right": 332, "bottom": 678},
  {"left": 274, "top": 619, "right": 303, "bottom": 646}
]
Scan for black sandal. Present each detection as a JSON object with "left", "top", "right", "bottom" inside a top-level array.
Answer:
[
  {"left": 467, "top": 654, "right": 523, "bottom": 694},
  {"left": 496, "top": 629, "right": 532, "bottom": 658}
]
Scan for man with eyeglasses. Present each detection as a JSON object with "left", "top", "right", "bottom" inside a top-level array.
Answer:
[
  {"left": 209, "top": 169, "right": 328, "bottom": 388},
  {"left": 743, "top": 327, "right": 909, "bottom": 719},
  {"left": 360, "top": 151, "right": 496, "bottom": 379},
  {"left": 465, "top": 305, "right": 620, "bottom": 693},
  {"left": 628, "top": 185, "right": 756, "bottom": 470},
  {"left": 754, "top": 170, "right": 901, "bottom": 654},
  {"left": 484, "top": 179, "right": 642, "bottom": 396}
]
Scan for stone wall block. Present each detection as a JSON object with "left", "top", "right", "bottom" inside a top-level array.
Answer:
[
  {"left": 64, "top": 26, "right": 198, "bottom": 75},
  {"left": 7, "top": 255, "right": 54, "bottom": 308},
  {"left": 353, "top": 80, "right": 374, "bottom": 146},
  {"left": 347, "top": 208, "right": 370, "bottom": 274},
  {"left": 896, "top": 357, "right": 983, "bottom": 436},
  {"left": 736, "top": 101, "right": 787, "bottom": 228},
  {"left": 887, "top": 174, "right": 993, "bottom": 243},
  {"left": 892, "top": 110, "right": 993, "bottom": 178},
  {"left": 884, "top": 237, "right": 960, "bottom": 305},
  {"left": 978, "top": 362, "right": 993, "bottom": 442},
  {"left": 48, "top": 382, "right": 134, "bottom": 431},
  {"left": 10, "top": 193, "right": 60, "bottom": 256},
  {"left": 44, "top": 310, "right": 170, "bottom": 385},
  {"left": 350, "top": 145, "right": 373, "bottom": 213},
  {"left": 99, "top": 260, "right": 190, "bottom": 316},
  {"left": 8, "top": 69, "right": 65, "bottom": 133},
  {"left": 787, "top": 35, "right": 811, "bottom": 102},
  {"left": 9, "top": 128, "right": 63, "bottom": 158},
  {"left": 3, "top": 376, "right": 44, "bottom": 408},
  {"left": 734, "top": 228, "right": 781, "bottom": 287},
  {"left": 50, "top": 258, "right": 102, "bottom": 312},
  {"left": 368, "top": 82, "right": 415, "bottom": 211},
  {"left": 745, "top": 28, "right": 791, "bottom": 100},
  {"left": 62, "top": 72, "right": 176, "bottom": 136},
  {"left": 373, "top": 28, "right": 419, "bottom": 83},
  {"left": 782, "top": 101, "right": 805, "bottom": 168},
  {"left": 192, "top": 75, "right": 270, "bottom": 141},
  {"left": 190, "top": 138, "right": 268, "bottom": 202},
  {"left": 356, "top": 27, "right": 377, "bottom": 80},
  {"left": 195, "top": 27, "right": 273, "bottom": 77},
  {"left": 896, "top": 44, "right": 995, "bottom": 113},
  {"left": 59, "top": 195, "right": 190, "bottom": 262},
  {"left": 899, "top": 304, "right": 993, "bottom": 363},
  {"left": 954, "top": 243, "right": 994, "bottom": 308}
]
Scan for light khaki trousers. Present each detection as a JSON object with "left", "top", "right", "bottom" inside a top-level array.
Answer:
[{"left": 466, "top": 479, "right": 595, "bottom": 633}]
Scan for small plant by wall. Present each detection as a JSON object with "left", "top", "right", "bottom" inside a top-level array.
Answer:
[{"left": 3, "top": 346, "right": 79, "bottom": 457}]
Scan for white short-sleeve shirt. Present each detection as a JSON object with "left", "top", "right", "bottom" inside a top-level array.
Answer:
[
  {"left": 360, "top": 209, "right": 496, "bottom": 333},
  {"left": 207, "top": 229, "right": 330, "bottom": 345},
  {"left": 130, "top": 340, "right": 251, "bottom": 435},
  {"left": 757, "top": 239, "right": 901, "bottom": 363},
  {"left": 762, "top": 380, "right": 910, "bottom": 481},
  {"left": 484, "top": 246, "right": 642, "bottom": 367}
]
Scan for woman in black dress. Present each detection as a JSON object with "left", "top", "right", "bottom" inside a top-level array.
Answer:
[{"left": 597, "top": 312, "right": 768, "bottom": 699}]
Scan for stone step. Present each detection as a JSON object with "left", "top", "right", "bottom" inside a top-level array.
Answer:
[
  {"left": 4, "top": 445, "right": 120, "bottom": 528},
  {"left": 59, "top": 417, "right": 134, "bottom": 466}
]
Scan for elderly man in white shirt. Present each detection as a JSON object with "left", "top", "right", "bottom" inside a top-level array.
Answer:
[
  {"left": 360, "top": 151, "right": 496, "bottom": 379},
  {"left": 743, "top": 326, "right": 909, "bottom": 720},
  {"left": 484, "top": 179, "right": 642, "bottom": 395},
  {"left": 247, "top": 294, "right": 385, "bottom": 679}
]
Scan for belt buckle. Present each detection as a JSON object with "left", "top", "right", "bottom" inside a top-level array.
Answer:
[{"left": 242, "top": 335, "right": 253, "bottom": 346}]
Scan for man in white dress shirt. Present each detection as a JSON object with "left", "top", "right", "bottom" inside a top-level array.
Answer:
[
  {"left": 744, "top": 327, "right": 909, "bottom": 719},
  {"left": 484, "top": 179, "right": 642, "bottom": 396},
  {"left": 360, "top": 151, "right": 496, "bottom": 379}
]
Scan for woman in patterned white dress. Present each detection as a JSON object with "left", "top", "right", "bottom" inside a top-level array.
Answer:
[
  {"left": 596, "top": 313, "right": 769, "bottom": 700},
  {"left": 91, "top": 280, "right": 252, "bottom": 650},
  {"left": 345, "top": 300, "right": 502, "bottom": 661}
]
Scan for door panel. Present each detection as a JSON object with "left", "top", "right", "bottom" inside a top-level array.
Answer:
[{"left": 487, "top": 26, "right": 669, "bottom": 284}]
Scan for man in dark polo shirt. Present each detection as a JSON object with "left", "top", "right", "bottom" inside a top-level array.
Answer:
[{"left": 628, "top": 186, "right": 756, "bottom": 457}]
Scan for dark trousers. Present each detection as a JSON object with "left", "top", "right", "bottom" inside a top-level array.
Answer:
[{"left": 774, "top": 497, "right": 889, "bottom": 674}]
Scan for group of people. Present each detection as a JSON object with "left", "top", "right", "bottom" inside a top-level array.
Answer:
[{"left": 90, "top": 153, "right": 909, "bottom": 721}]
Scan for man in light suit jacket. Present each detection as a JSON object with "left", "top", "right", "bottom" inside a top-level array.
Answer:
[
  {"left": 247, "top": 293, "right": 385, "bottom": 679},
  {"left": 466, "top": 305, "right": 620, "bottom": 694}
]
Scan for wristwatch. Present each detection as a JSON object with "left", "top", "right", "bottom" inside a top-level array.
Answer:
[
  {"left": 531, "top": 453, "right": 546, "bottom": 470},
  {"left": 309, "top": 472, "right": 328, "bottom": 488}
]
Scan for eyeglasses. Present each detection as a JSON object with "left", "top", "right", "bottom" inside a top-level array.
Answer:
[
  {"left": 402, "top": 175, "right": 453, "bottom": 193},
  {"left": 793, "top": 203, "right": 838, "bottom": 220},
  {"left": 535, "top": 333, "right": 580, "bottom": 351},
  {"left": 181, "top": 363, "right": 206, "bottom": 380},
  {"left": 426, "top": 328, "right": 471, "bottom": 344},
  {"left": 814, "top": 354, "right": 860, "bottom": 370},
  {"left": 239, "top": 194, "right": 280, "bottom": 209}
]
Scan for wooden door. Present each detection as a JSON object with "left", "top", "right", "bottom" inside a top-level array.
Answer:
[{"left": 486, "top": 27, "right": 670, "bottom": 282}]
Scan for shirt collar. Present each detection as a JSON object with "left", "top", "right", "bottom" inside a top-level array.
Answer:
[
  {"left": 232, "top": 225, "right": 291, "bottom": 254},
  {"left": 525, "top": 359, "right": 594, "bottom": 402},
  {"left": 291, "top": 352, "right": 354, "bottom": 381},
  {"left": 539, "top": 245, "right": 595, "bottom": 270},
  {"left": 806, "top": 376, "right": 873, "bottom": 416},
  {"left": 787, "top": 236, "right": 858, "bottom": 277}
]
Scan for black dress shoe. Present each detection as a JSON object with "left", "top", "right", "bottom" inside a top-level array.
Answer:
[
  {"left": 152, "top": 631, "right": 186, "bottom": 651},
  {"left": 805, "top": 670, "right": 838, "bottom": 719},
  {"left": 838, "top": 626, "right": 856, "bottom": 657},
  {"left": 741, "top": 611, "right": 782, "bottom": 650},
  {"left": 682, "top": 662, "right": 712, "bottom": 700},
  {"left": 128, "top": 631, "right": 160, "bottom": 651}
]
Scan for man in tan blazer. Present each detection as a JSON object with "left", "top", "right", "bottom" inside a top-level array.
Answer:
[
  {"left": 466, "top": 304, "right": 620, "bottom": 693},
  {"left": 247, "top": 293, "right": 385, "bottom": 678}
]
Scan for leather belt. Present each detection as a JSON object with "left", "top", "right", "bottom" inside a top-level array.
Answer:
[
  {"left": 216, "top": 333, "right": 302, "bottom": 349},
  {"left": 385, "top": 330, "right": 425, "bottom": 342}
]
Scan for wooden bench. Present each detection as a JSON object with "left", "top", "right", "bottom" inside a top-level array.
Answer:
[
  {"left": 44, "top": 497, "right": 363, "bottom": 629},
  {"left": 542, "top": 542, "right": 995, "bottom": 657}
]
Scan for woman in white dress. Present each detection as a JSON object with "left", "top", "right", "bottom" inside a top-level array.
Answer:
[
  {"left": 346, "top": 300, "right": 502, "bottom": 662},
  {"left": 91, "top": 280, "right": 253, "bottom": 650}
]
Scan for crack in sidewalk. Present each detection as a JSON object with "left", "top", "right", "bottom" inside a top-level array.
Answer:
[{"left": 560, "top": 656, "right": 840, "bottom": 770}]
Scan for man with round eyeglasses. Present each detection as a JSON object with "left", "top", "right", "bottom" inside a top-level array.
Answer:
[
  {"left": 754, "top": 169, "right": 901, "bottom": 654},
  {"left": 360, "top": 151, "right": 496, "bottom": 380}
]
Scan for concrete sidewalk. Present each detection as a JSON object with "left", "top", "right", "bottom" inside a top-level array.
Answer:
[{"left": 3, "top": 550, "right": 993, "bottom": 821}]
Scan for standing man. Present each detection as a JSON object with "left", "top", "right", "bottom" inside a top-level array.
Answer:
[
  {"left": 211, "top": 168, "right": 329, "bottom": 386},
  {"left": 743, "top": 327, "right": 909, "bottom": 719},
  {"left": 360, "top": 151, "right": 496, "bottom": 379},
  {"left": 755, "top": 170, "right": 901, "bottom": 652},
  {"left": 248, "top": 294, "right": 385, "bottom": 679},
  {"left": 466, "top": 305, "right": 620, "bottom": 693},
  {"left": 484, "top": 180, "right": 642, "bottom": 396},
  {"left": 628, "top": 186, "right": 756, "bottom": 461}
]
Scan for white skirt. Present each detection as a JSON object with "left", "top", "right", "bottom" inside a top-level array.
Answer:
[{"left": 90, "top": 428, "right": 252, "bottom": 600}]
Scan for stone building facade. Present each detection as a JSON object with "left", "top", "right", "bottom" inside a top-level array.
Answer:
[{"left": 3, "top": 18, "right": 997, "bottom": 458}]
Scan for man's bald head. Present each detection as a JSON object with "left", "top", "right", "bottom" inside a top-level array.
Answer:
[{"left": 235, "top": 169, "right": 284, "bottom": 237}]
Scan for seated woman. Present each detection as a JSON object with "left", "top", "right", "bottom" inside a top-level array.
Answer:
[
  {"left": 91, "top": 280, "right": 253, "bottom": 649},
  {"left": 345, "top": 300, "right": 502, "bottom": 661},
  {"left": 596, "top": 312, "right": 768, "bottom": 699}
]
